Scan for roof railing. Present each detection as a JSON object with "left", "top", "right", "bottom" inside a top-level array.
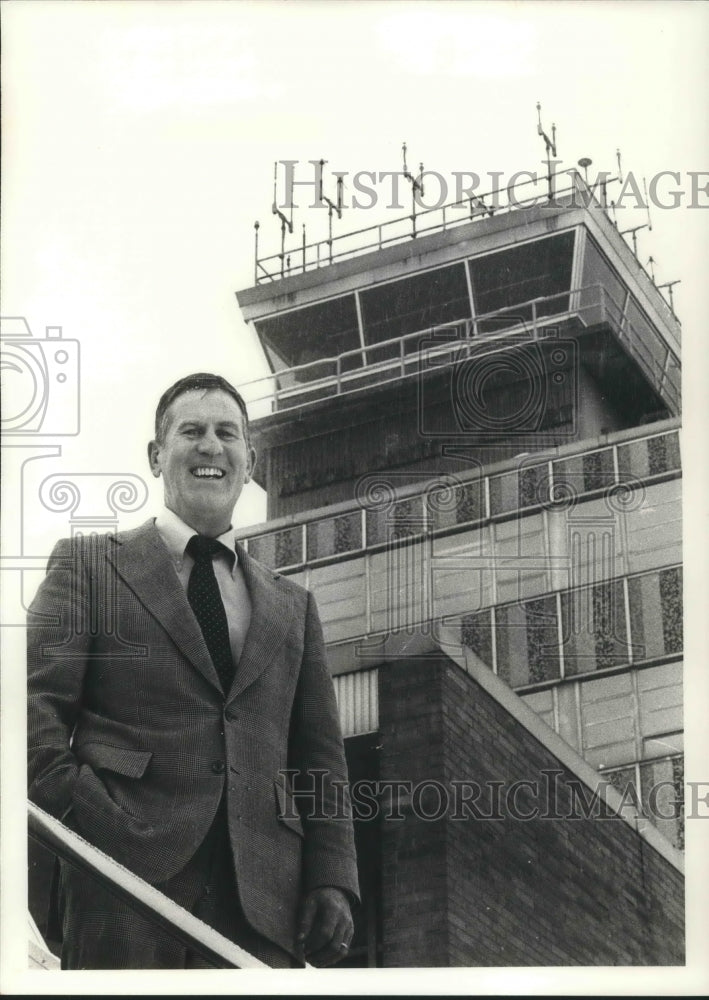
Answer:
[{"left": 254, "top": 170, "right": 604, "bottom": 283}]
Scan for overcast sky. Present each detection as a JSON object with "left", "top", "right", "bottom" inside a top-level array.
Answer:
[{"left": 3, "top": 0, "right": 708, "bottom": 548}]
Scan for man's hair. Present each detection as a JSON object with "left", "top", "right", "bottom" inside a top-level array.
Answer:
[{"left": 154, "top": 373, "right": 251, "bottom": 446}]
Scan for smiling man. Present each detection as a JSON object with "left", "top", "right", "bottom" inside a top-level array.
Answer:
[{"left": 27, "top": 373, "right": 359, "bottom": 969}]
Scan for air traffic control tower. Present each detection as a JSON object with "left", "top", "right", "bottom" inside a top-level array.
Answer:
[{"left": 235, "top": 155, "right": 684, "bottom": 966}]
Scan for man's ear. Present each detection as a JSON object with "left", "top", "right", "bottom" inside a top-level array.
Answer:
[
  {"left": 147, "top": 440, "right": 162, "bottom": 479},
  {"left": 245, "top": 447, "right": 257, "bottom": 484}
]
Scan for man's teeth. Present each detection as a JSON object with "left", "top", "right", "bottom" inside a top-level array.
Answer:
[{"left": 192, "top": 467, "right": 225, "bottom": 478}]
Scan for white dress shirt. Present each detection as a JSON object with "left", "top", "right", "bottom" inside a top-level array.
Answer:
[{"left": 155, "top": 506, "right": 252, "bottom": 665}]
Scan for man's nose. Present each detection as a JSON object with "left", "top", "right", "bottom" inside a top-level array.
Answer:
[{"left": 196, "top": 430, "right": 223, "bottom": 455}]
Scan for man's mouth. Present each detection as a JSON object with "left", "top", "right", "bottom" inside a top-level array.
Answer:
[{"left": 191, "top": 467, "right": 225, "bottom": 480}]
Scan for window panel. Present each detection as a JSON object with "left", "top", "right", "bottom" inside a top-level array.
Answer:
[
  {"left": 360, "top": 263, "right": 471, "bottom": 351},
  {"left": 257, "top": 294, "right": 362, "bottom": 379},
  {"left": 616, "top": 431, "right": 681, "bottom": 481},
  {"left": 468, "top": 231, "right": 575, "bottom": 331},
  {"left": 365, "top": 495, "right": 424, "bottom": 546},
  {"left": 627, "top": 566, "right": 683, "bottom": 661},
  {"left": 561, "top": 580, "right": 628, "bottom": 675},
  {"left": 579, "top": 673, "right": 636, "bottom": 768},
  {"left": 579, "top": 233, "right": 627, "bottom": 315},
  {"left": 496, "top": 596, "right": 560, "bottom": 687},
  {"left": 306, "top": 511, "right": 362, "bottom": 561},
  {"left": 489, "top": 464, "right": 547, "bottom": 516},
  {"left": 460, "top": 609, "right": 494, "bottom": 671},
  {"left": 247, "top": 526, "right": 302, "bottom": 569},
  {"left": 427, "top": 478, "right": 485, "bottom": 531},
  {"left": 552, "top": 447, "right": 616, "bottom": 498},
  {"left": 626, "top": 296, "right": 669, "bottom": 383}
]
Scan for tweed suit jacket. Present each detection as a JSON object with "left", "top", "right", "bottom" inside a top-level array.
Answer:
[{"left": 27, "top": 518, "right": 359, "bottom": 954}]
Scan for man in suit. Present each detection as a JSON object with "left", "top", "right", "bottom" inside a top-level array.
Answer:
[{"left": 27, "top": 372, "right": 359, "bottom": 969}]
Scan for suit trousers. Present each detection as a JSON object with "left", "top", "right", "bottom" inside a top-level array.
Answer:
[{"left": 57, "top": 799, "right": 296, "bottom": 969}]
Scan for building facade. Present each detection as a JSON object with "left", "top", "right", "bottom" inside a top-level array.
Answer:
[{"left": 235, "top": 171, "right": 684, "bottom": 965}]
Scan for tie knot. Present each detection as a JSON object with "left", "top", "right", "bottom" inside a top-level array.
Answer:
[{"left": 187, "top": 534, "right": 229, "bottom": 563}]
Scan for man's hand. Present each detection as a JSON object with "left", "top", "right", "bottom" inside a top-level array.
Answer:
[{"left": 296, "top": 886, "right": 354, "bottom": 966}]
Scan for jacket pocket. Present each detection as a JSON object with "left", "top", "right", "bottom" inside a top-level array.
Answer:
[
  {"left": 274, "top": 777, "right": 304, "bottom": 838},
  {"left": 76, "top": 741, "right": 153, "bottom": 779}
]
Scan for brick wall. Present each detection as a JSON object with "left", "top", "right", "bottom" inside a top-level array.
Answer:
[{"left": 378, "top": 655, "right": 684, "bottom": 966}]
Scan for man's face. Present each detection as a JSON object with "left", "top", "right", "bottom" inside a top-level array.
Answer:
[{"left": 147, "top": 389, "right": 256, "bottom": 535}]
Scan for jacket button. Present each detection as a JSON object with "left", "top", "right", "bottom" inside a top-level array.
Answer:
[
  {"left": 211, "top": 761, "right": 225, "bottom": 775},
  {"left": 225, "top": 708, "right": 238, "bottom": 722}
]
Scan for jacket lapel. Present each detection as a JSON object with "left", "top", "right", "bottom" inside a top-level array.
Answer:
[
  {"left": 107, "top": 519, "right": 222, "bottom": 693},
  {"left": 227, "top": 542, "right": 295, "bottom": 702}
]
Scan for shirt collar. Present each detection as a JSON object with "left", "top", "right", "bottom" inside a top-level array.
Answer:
[{"left": 155, "top": 506, "right": 238, "bottom": 573}]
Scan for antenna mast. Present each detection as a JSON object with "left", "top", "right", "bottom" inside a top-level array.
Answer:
[
  {"left": 536, "top": 102, "right": 558, "bottom": 201},
  {"left": 318, "top": 159, "right": 344, "bottom": 265},
  {"left": 657, "top": 279, "right": 681, "bottom": 314},
  {"left": 620, "top": 177, "right": 652, "bottom": 259},
  {"left": 403, "top": 142, "right": 425, "bottom": 238},
  {"left": 272, "top": 161, "right": 295, "bottom": 279}
]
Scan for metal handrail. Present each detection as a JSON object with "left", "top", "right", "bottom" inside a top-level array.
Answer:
[
  {"left": 28, "top": 801, "right": 270, "bottom": 969},
  {"left": 243, "top": 288, "right": 579, "bottom": 407},
  {"left": 255, "top": 170, "right": 598, "bottom": 283},
  {"left": 238, "top": 283, "right": 680, "bottom": 414}
]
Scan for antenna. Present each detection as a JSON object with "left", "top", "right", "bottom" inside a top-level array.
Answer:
[
  {"left": 272, "top": 161, "right": 295, "bottom": 279},
  {"left": 621, "top": 175, "right": 654, "bottom": 256},
  {"left": 620, "top": 224, "right": 650, "bottom": 258},
  {"left": 402, "top": 141, "right": 425, "bottom": 238},
  {"left": 598, "top": 148, "right": 623, "bottom": 210},
  {"left": 657, "top": 279, "right": 681, "bottom": 314},
  {"left": 643, "top": 177, "right": 653, "bottom": 236},
  {"left": 536, "top": 102, "right": 558, "bottom": 200},
  {"left": 318, "top": 159, "right": 344, "bottom": 265},
  {"left": 468, "top": 192, "right": 495, "bottom": 220}
]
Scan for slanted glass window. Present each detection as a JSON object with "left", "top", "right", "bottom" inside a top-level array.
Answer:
[
  {"left": 255, "top": 294, "right": 361, "bottom": 382},
  {"left": 626, "top": 295, "right": 670, "bottom": 384},
  {"left": 579, "top": 233, "right": 627, "bottom": 317},
  {"left": 359, "top": 263, "right": 471, "bottom": 360},
  {"left": 468, "top": 231, "right": 575, "bottom": 332}
]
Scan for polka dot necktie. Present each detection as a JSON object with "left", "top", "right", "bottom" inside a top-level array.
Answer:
[{"left": 186, "top": 534, "right": 235, "bottom": 694}]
